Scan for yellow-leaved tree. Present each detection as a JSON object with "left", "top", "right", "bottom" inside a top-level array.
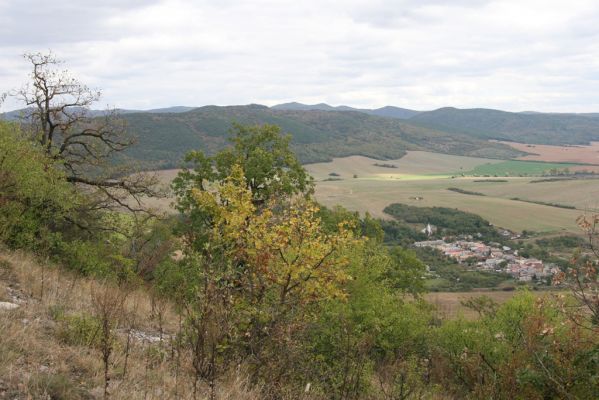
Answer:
[{"left": 182, "top": 164, "right": 361, "bottom": 397}]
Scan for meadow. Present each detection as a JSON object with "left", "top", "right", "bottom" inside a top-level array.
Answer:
[
  {"left": 305, "top": 151, "right": 595, "bottom": 234},
  {"left": 464, "top": 159, "right": 583, "bottom": 176}
]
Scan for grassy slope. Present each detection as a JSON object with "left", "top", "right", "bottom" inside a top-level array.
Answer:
[
  {"left": 120, "top": 105, "right": 522, "bottom": 168},
  {"left": 0, "top": 250, "right": 260, "bottom": 399}
]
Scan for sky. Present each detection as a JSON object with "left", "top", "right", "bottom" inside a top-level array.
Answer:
[{"left": 1, "top": 0, "right": 599, "bottom": 112}]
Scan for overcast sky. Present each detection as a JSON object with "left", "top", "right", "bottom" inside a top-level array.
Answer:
[{"left": 1, "top": 0, "right": 599, "bottom": 112}]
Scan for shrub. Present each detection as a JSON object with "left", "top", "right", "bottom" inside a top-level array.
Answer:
[{"left": 54, "top": 312, "right": 102, "bottom": 347}]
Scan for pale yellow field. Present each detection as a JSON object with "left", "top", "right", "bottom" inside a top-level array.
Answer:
[
  {"left": 146, "top": 151, "right": 596, "bottom": 234},
  {"left": 305, "top": 151, "right": 593, "bottom": 234},
  {"left": 305, "top": 151, "right": 504, "bottom": 180}
]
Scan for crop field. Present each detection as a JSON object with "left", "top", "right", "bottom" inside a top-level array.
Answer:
[
  {"left": 500, "top": 141, "right": 599, "bottom": 168},
  {"left": 464, "top": 160, "right": 583, "bottom": 176},
  {"left": 305, "top": 151, "right": 594, "bottom": 234},
  {"left": 305, "top": 151, "right": 504, "bottom": 180},
  {"left": 147, "top": 151, "right": 596, "bottom": 234}
]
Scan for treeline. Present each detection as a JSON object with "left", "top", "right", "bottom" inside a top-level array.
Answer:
[
  {"left": 511, "top": 197, "right": 576, "bottom": 210},
  {"left": 447, "top": 187, "right": 486, "bottom": 196},
  {"left": 383, "top": 203, "right": 501, "bottom": 241},
  {"left": 1, "top": 52, "right": 598, "bottom": 399}
]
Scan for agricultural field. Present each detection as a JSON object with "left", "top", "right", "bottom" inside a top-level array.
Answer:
[
  {"left": 146, "top": 151, "right": 597, "bottom": 234},
  {"left": 305, "top": 151, "right": 504, "bottom": 180},
  {"left": 305, "top": 151, "right": 594, "bottom": 234},
  {"left": 500, "top": 140, "right": 599, "bottom": 168},
  {"left": 464, "top": 160, "right": 583, "bottom": 176}
]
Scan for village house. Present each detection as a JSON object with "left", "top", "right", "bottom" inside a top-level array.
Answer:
[{"left": 414, "top": 238, "right": 557, "bottom": 283}]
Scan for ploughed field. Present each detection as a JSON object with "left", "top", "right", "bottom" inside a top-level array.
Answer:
[
  {"left": 305, "top": 151, "right": 597, "bottom": 234},
  {"left": 499, "top": 141, "right": 599, "bottom": 169}
]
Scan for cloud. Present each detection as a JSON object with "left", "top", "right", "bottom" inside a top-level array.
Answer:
[{"left": 1, "top": 0, "right": 599, "bottom": 112}]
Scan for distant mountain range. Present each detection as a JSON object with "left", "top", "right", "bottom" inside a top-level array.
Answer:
[
  {"left": 0, "top": 106, "right": 196, "bottom": 120},
  {"left": 4, "top": 102, "right": 599, "bottom": 169},
  {"left": 271, "top": 102, "right": 422, "bottom": 119},
  {"left": 408, "top": 107, "right": 599, "bottom": 145},
  {"left": 116, "top": 104, "right": 521, "bottom": 169}
]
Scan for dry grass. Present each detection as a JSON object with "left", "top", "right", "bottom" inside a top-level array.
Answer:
[
  {"left": 424, "top": 290, "right": 565, "bottom": 320},
  {"left": 425, "top": 291, "right": 518, "bottom": 319},
  {"left": 0, "top": 249, "right": 265, "bottom": 400},
  {"left": 0, "top": 248, "right": 463, "bottom": 400}
]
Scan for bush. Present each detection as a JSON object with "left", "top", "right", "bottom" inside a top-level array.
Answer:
[
  {"left": 0, "top": 121, "right": 76, "bottom": 251},
  {"left": 54, "top": 312, "right": 102, "bottom": 347}
]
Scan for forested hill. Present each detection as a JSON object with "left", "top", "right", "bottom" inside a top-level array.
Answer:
[
  {"left": 272, "top": 102, "right": 422, "bottom": 119},
  {"left": 408, "top": 107, "right": 599, "bottom": 145},
  {"left": 119, "top": 105, "right": 521, "bottom": 169},
  {"left": 273, "top": 103, "right": 599, "bottom": 145},
  {"left": 7, "top": 103, "right": 599, "bottom": 169}
]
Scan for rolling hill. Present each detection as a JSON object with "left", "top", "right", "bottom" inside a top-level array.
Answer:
[
  {"left": 408, "top": 107, "right": 599, "bottom": 145},
  {"left": 9, "top": 102, "right": 599, "bottom": 170},
  {"left": 0, "top": 106, "right": 197, "bottom": 121},
  {"left": 272, "top": 102, "right": 422, "bottom": 119},
  {"left": 118, "top": 104, "right": 522, "bottom": 169}
]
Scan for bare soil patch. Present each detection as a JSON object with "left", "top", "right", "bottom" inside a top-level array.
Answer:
[{"left": 500, "top": 141, "right": 599, "bottom": 169}]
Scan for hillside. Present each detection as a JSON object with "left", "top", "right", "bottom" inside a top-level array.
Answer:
[
  {"left": 119, "top": 105, "right": 521, "bottom": 168},
  {"left": 0, "top": 106, "right": 196, "bottom": 121},
  {"left": 272, "top": 102, "right": 422, "bottom": 119},
  {"left": 0, "top": 249, "right": 259, "bottom": 399},
  {"left": 408, "top": 107, "right": 599, "bottom": 145}
]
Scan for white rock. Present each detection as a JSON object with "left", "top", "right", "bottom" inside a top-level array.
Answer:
[{"left": 0, "top": 302, "right": 19, "bottom": 311}]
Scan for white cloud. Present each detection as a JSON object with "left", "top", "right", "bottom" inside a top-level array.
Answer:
[{"left": 1, "top": 0, "right": 599, "bottom": 112}]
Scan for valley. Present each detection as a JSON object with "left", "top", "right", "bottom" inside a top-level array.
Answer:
[
  {"left": 305, "top": 151, "right": 591, "bottom": 233},
  {"left": 3, "top": 3, "right": 599, "bottom": 397}
]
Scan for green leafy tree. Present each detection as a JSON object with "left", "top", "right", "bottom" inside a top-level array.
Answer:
[
  {"left": 181, "top": 166, "right": 357, "bottom": 395},
  {"left": 173, "top": 123, "right": 313, "bottom": 250},
  {"left": 173, "top": 123, "right": 312, "bottom": 208},
  {"left": 0, "top": 120, "right": 76, "bottom": 249}
]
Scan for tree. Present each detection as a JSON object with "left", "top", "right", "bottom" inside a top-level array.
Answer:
[
  {"left": 13, "top": 52, "right": 160, "bottom": 232},
  {"left": 173, "top": 123, "right": 313, "bottom": 249},
  {"left": 174, "top": 164, "right": 358, "bottom": 396},
  {"left": 173, "top": 123, "right": 312, "bottom": 207},
  {"left": 555, "top": 214, "right": 599, "bottom": 328},
  {"left": 0, "top": 120, "right": 76, "bottom": 249}
]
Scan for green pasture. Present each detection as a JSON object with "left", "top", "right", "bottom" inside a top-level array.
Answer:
[{"left": 464, "top": 160, "right": 582, "bottom": 176}]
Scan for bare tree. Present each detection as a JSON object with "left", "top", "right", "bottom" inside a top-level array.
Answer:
[
  {"left": 14, "top": 52, "right": 161, "bottom": 231},
  {"left": 91, "top": 283, "right": 128, "bottom": 399}
]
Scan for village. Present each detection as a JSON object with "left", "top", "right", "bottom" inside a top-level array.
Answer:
[{"left": 414, "top": 237, "right": 561, "bottom": 283}]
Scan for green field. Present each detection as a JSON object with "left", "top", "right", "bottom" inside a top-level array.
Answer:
[
  {"left": 305, "top": 151, "right": 595, "bottom": 234},
  {"left": 465, "top": 160, "right": 582, "bottom": 176}
]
